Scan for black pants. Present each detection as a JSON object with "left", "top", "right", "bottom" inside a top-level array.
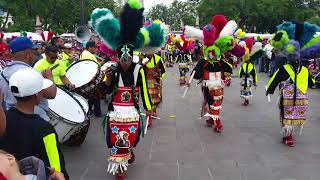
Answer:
[{"left": 88, "top": 98, "right": 101, "bottom": 116}]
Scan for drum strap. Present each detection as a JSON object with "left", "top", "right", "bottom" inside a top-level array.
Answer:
[
  {"left": 1, "top": 62, "right": 30, "bottom": 84},
  {"left": 133, "top": 64, "right": 141, "bottom": 87}
]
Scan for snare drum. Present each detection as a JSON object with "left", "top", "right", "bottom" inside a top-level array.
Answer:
[
  {"left": 47, "top": 87, "right": 86, "bottom": 143},
  {"left": 66, "top": 60, "right": 105, "bottom": 99}
]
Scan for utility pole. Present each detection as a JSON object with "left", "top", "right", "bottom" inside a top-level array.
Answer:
[{"left": 80, "top": 0, "right": 85, "bottom": 25}]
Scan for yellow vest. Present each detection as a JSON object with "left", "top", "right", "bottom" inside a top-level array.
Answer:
[
  {"left": 284, "top": 64, "right": 309, "bottom": 94},
  {"left": 80, "top": 50, "right": 97, "bottom": 62}
]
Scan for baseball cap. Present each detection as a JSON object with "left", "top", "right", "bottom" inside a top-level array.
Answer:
[
  {"left": 9, "top": 68, "right": 53, "bottom": 97},
  {"left": 9, "top": 37, "right": 40, "bottom": 53},
  {"left": 0, "top": 44, "right": 9, "bottom": 54}
]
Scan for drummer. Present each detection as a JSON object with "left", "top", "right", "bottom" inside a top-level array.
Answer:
[
  {"left": 34, "top": 45, "right": 75, "bottom": 89},
  {"left": 80, "top": 41, "right": 99, "bottom": 63},
  {"left": 80, "top": 41, "right": 104, "bottom": 117}
]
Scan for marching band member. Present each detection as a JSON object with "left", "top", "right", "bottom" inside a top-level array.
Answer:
[
  {"left": 266, "top": 21, "right": 319, "bottom": 147},
  {"left": 80, "top": 41, "right": 98, "bottom": 63},
  {"left": 34, "top": 45, "right": 75, "bottom": 89},
  {"left": 79, "top": 41, "right": 104, "bottom": 116},
  {"left": 90, "top": 0, "right": 167, "bottom": 179}
]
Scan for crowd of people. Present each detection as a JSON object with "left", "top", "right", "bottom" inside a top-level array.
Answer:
[{"left": 0, "top": 0, "right": 319, "bottom": 179}]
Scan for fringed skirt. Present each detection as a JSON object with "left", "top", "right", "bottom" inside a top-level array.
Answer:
[
  {"left": 105, "top": 106, "right": 141, "bottom": 175},
  {"left": 279, "top": 83, "right": 308, "bottom": 136}
]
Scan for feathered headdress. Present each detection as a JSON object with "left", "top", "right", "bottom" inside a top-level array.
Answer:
[
  {"left": 184, "top": 15, "right": 246, "bottom": 63},
  {"left": 91, "top": 0, "right": 167, "bottom": 59},
  {"left": 271, "top": 21, "right": 320, "bottom": 60}
]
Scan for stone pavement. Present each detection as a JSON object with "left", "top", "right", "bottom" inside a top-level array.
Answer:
[{"left": 63, "top": 66, "right": 320, "bottom": 180}]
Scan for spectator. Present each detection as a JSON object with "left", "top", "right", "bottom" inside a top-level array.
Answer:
[
  {"left": 0, "top": 44, "right": 12, "bottom": 70},
  {"left": 0, "top": 68, "right": 69, "bottom": 179},
  {"left": 0, "top": 37, "right": 57, "bottom": 121},
  {"left": 0, "top": 150, "right": 65, "bottom": 180},
  {"left": 0, "top": 93, "right": 5, "bottom": 137}
]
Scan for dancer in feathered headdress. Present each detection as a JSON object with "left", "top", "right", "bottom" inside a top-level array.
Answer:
[
  {"left": 91, "top": 0, "right": 167, "bottom": 179},
  {"left": 165, "top": 34, "right": 175, "bottom": 67},
  {"left": 174, "top": 35, "right": 194, "bottom": 85},
  {"left": 238, "top": 38, "right": 262, "bottom": 105},
  {"left": 266, "top": 21, "right": 318, "bottom": 147},
  {"left": 139, "top": 20, "right": 167, "bottom": 127},
  {"left": 184, "top": 15, "right": 245, "bottom": 133}
]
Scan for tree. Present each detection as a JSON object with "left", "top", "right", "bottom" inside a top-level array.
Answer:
[
  {"left": 196, "top": 0, "right": 320, "bottom": 33},
  {"left": 148, "top": 0, "right": 197, "bottom": 31},
  {"left": 0, "top": 0, "right": 118, "bottom": 33}
]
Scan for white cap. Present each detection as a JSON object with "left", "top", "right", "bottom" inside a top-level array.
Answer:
[
  {"left": 64, "top": 43, "right": 72, "bottom": 49},
  {"left": 9, "top": 68, "right": 53, "bottom": 97}
]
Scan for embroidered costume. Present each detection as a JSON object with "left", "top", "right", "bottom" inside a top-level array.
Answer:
[
  {"left": 184, "top": 15, "right": 246, "bottom": 133},
  {"left": 142, "top": 53, "right": 166, "bottom": 126},
  {"left": 91, "top": 0, "right": 167, "bottom": 179},
  {"left": 266, "top": 21, "right": 319, "bottom": 147},
  {"left": 238, "top": 38, "right": 263, "bottom": 105}
]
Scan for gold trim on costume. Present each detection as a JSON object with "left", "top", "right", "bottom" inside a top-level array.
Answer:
[
  {"left": 283, "top": 99, "right": 308, "bottom": 106},
  {"left": 281, "top": 119, "right": 305, "bottom": 125}
]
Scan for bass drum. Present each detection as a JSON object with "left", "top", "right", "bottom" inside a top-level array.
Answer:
[
  {"left": 63, "top": 93, "right": 91, "bottom": 146},
  {"left": 47, "top": 87, "right": 86, "bottom": 143},
  {"left": 66, "top": 60, "right": 105, "bottom": 99}
]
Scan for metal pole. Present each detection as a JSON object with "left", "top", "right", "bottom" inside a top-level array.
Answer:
[{"left": 80, "top": 0, "right": 85, "bottom": 25}]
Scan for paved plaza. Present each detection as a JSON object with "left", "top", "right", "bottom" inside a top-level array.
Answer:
[{"left": 63, "top": 66, "right": 320, "bottom": 180}]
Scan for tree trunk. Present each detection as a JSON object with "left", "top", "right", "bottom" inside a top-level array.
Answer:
[{"left": 1, "top": 11, "right": 10, "bottom": 30}]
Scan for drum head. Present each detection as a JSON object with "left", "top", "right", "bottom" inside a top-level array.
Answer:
[
  {"left": 73, "top": 94, "right": 89, "bottom": 114},
  {"left": 66, "top": 60, "right": 99, "bottom": 88},
  {"left": 48, "top": 87, "right": 85, "bottom": 123}
]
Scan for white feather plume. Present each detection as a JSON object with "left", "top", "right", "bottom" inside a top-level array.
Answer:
[
  {"left": 239, "top": 41, "right": 247, "bottom": 48},
  {"left": 250, "top": 42, "right": 263, "bottom": 56},
  {"left": 184, "top": 25, "right": 203, "bottom": 42},
  {"left": 219, "top": 20, "right": 238, "bottom": 37}
]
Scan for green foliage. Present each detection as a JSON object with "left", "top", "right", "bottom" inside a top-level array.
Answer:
[
  {"left": 148, "top": 0, "right": 197, "bottom": 31},
  {"left": 196, "top": 0, "right": 320, "bottom": 33},
  {"left": 1, "top": 0, "right": 119, "bottom": 33}
]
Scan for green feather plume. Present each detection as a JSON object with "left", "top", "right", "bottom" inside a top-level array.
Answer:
[
  {"left": 214, "top": 36, "right": 234, "bottom": 54},
  {"left": 91, "top": 8, "right": 121, "bottom": 50},
  {"left": 128, "top": 0, "right": 142, "bottom": 10},
  {"left": 271, "top": 30, "right": 289, "bottom": 50},
  {"left": 301, "top": 35, "right": 320, "bottom": 50},
  {"left": 145, "top": 23, "right": 166, "bottom": 47}
]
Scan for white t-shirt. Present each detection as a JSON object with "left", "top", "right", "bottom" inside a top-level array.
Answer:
[{"left": 25, "top": 174, "right": 37, "bottom": 180}]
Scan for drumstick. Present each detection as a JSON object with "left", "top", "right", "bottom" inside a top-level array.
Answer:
[
  {"left": 50, "top": 64, "right": 60, "bottom": 71},
  {"left": 182, "top": 71, "right": 195, "bottom": 98},
  {"left": 144, "top": 116, "right": 149, "bottom": 135},
  {"left": 265, "top": 86, "right": 271, "bottom": 102},
  {"left": 140, "top": 113, "right": 161, "bottom": 119}
]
